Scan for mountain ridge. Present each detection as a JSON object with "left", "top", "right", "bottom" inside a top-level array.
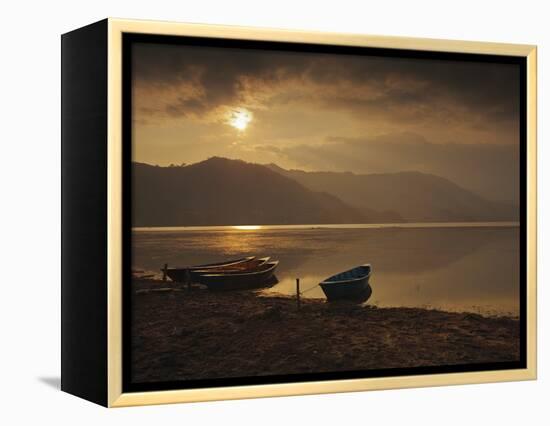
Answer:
[
  {"left": 132, "top": 157, "right": 387, "bottom": 227},
  {"left": 132, "top": 157, "right": 517, "bottom": 226},
  {"left": 264, "top": 163, "right": 518, "bottom": 223}
]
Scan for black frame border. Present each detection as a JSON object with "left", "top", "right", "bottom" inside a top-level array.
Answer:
[{"left": 122, "top": 33, "right": 528, "bottom": 393}]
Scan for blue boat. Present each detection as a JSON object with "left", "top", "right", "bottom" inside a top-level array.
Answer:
[{"left": 319, "top": 264, "right": 372, "bottom": 302}]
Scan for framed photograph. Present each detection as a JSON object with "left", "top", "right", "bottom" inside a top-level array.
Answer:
[{"left": 61, "top": 18, "right": 537, "bottom": 407}]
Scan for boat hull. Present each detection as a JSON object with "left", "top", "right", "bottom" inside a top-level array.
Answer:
[
  {"left": 190, "top": 257, "right": 270, "bottom": 283},
  {"left": 201, "top": 261, "right": 279, "bottom": 291},
  {"left": 320, "top": 278, "right": 372, "bottom": 302},
  {"left": 165, "top": 256, "right": 255, "bottom": 282}
]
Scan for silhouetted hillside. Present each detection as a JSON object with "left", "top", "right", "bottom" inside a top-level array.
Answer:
[
  {"left": 266, "top": 164, "right": 518, "bottom": 222},
  {"left": 132, "top": 158, "right": 380, "bottom": 227}
]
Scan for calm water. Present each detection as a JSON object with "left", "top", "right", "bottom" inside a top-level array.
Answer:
[{"left": 132, "top": 223, "right": 520, "bottom": 316}]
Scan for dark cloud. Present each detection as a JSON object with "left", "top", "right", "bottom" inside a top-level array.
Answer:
[
  {"left": 133, "top": 43, "right": 313, "bottom": 117},
  {"left": 133, "top": 42, "right": 520, "bottom": 126}
]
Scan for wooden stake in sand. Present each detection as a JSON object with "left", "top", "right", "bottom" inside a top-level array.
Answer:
[
  {"left": 162, "top": 263, "right": 168, "bottom": 282},
  {"left": 296, "top": 278, "right": 301, "bottom": 310},
  {"left": 186, "top": 268, "right": 191, "bottom": 291}
]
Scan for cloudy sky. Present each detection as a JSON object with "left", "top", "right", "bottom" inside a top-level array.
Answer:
[{"left": 131, "top": 42, "right": 521, "bottom": 203}]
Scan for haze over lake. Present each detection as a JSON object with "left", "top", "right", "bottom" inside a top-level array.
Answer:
[{"left": 132, "top": 222, "right": 519, "bottom": 316}]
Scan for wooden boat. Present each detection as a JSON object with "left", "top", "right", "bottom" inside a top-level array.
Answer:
[
  {"left": 164, "top": 256, "right": 255, "bottom": 282},
  {"left": 192, "top": 257, "right": 269, "bottom": 274},
  {"left": 191, "top": 257, "right": 270, "bottom": 282},
  {"left": 319, "top": 264, "right": 372, "bottom": 302},
  {"left": 199, "top": 261, "right": 279, "bottom": 291}
]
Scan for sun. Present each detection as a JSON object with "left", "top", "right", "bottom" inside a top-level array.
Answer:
[{"left": 228, "top": 109, "right": 252, "bottom": 131}]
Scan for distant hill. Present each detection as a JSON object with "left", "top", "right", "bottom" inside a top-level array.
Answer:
[
  {"left": 132, "top": 158, "right": 386, "bottom": 227},
  {"left": 265, "top": 164, "right": 518, "bottom": 223}
]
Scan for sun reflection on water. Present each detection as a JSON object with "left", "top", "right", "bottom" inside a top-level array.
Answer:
[{"left": 232, "top": 225, "right": 262, "bottom": 230}]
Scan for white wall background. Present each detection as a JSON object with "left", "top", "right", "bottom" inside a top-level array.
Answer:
[{"left": 0, "top": 0, "right": 546, "bottom": 424}]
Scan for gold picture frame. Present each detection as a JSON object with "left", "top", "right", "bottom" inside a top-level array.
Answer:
[{"left": 61, "top": 18, "right": 537, "bottom": 407}]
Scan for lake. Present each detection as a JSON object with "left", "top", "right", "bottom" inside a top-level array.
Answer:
[{"left": 132, "top": 223, "right": 520, "bottom": 316}]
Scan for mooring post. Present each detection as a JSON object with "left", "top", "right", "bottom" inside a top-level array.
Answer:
[
  {"left": 186, "top": 268, "right": 191, "bottom": 291},
  {"left": 162, "top": 263, "right": 168, "bottom": 282},
  {"left": 296, "top": 278, "right": 301, "bottom": 310}
]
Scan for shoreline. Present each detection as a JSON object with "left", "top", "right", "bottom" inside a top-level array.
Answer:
[
  {"left": 133, "top": 221, "right": 520, "bottom": 232},
  {"left": 131, "top": 279, "right": 520, "bottom": 384}
]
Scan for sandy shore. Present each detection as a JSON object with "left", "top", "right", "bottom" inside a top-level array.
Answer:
[{"left": 131, "top": 279, "right": 520, "bottom": 384}]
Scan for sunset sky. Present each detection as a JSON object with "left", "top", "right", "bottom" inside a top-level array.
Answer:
[{"left": 131, "top": 42, "right": 521, "bottom": 203}]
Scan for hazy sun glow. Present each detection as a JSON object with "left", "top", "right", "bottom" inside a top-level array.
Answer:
[{"left": 228, "top": 109, "right": 252, "bottom": 131}]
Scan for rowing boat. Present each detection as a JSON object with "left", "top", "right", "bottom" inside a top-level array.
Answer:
[
  {"left": 319, "top": 264, "right": 372, "bottom": 302},
  {"left": 191, "top": 257, "right": 270, "bottom": 282},
  {"left": 199, "top": 261, "right": 279, "bottom": 291},
  {"left": 164, "top": 256, "right": 255, "bottom": 282}
]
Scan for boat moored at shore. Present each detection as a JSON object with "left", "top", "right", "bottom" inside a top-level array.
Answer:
[
  {"left": 200, "top": 260, "right": 279, "bottom": 291},
  {"left": 163, "top": 256, "right": 256, "bottom": 282},
  {"left": 319, "top": 264, "right": 372, "bottom": 302}
]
